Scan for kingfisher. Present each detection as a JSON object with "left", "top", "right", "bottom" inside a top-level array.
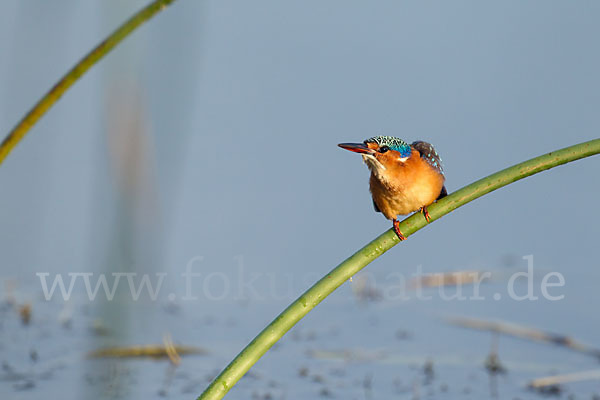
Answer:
[{"left": 338, "top": 136, "right": 447, "bottom": 241}]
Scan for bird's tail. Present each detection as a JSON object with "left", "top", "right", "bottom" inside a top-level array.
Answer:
[{"left": 437, "top": 186, "right": 448, "bottom": 200}]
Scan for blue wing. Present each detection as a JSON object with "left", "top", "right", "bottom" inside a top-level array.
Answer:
[{"left": 411, "top": 141, "right": 444, "bottom": 176}]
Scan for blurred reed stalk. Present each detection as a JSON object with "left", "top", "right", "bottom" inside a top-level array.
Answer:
[
  {"left": 447, "top": 316, "right": 600, "bottom": 359},
  {"left": 198, "top": 138, "right": 600, "bottom": 400},
  {"left": 0, "top": 0, "right": 177, "bottom": 166},
  {"left": 528, "top": 370, "right": 600, "bottom": 390}
]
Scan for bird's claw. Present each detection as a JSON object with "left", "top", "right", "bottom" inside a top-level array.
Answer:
[
  {"left": 393, "top": 220, "right": 407, "bottom": 241},
  {"left": 420, "top": 206, "right": 431, "bottom": 223}
]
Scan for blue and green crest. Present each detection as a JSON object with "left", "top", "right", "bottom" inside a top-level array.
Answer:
[{"left": 365, "top": 136, "right": 411, "bottom": 158}]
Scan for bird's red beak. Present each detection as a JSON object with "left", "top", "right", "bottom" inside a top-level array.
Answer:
[{"left": 337, "top": 143, "right": 376, "bottom": 155}]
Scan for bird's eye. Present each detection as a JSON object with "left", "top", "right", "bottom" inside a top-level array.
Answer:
[{"left": 379, "top": 146, "right": 389, "bottom": 153}]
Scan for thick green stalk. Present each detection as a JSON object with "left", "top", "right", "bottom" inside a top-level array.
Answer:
[
  {"left": 0, "top": 0, "right": 177, "bottom": 166},
  {"left": 198, "top": 138, "right": 600, "bottom": 400}
]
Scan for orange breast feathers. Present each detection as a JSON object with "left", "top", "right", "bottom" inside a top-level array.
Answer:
[{"left": 369, "top": 148, "right": 445, "bottom": 220}]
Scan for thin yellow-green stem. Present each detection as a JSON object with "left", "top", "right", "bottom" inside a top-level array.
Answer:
[
  {"left": 198, "top": 139, "right": 600, "bottom": 400},
  {"left": 0, "top": 0, "right": 177, "bottom": 166}
]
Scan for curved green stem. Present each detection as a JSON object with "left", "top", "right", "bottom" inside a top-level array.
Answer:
[
  {"left": 198, "top": 138, "right": 600, "bottom": 400},
  {"left": 0, "top": 0, "right": 177, "bottom": 166}
]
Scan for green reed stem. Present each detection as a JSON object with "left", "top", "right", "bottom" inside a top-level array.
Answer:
[
  {"left": 198, "top": 138, "right": 600, "bottom": 400},
  {"left": 0, "top": 0, "right": 177, "bottom": 166}
]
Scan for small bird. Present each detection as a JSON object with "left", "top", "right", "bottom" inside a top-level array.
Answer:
[{"left": 338, "top": 136, "right": 447, "bottom": 241}]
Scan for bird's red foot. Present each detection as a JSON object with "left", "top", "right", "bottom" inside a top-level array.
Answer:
[
  {"left": 393, "top": 219, "right": 406, "bottom": 241},
  {"left": 420, "top": 206, "right": 431, "bottom": 223}
]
